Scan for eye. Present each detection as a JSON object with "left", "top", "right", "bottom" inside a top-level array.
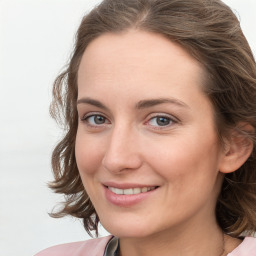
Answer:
[
  {"left": 82, "top": 114, "right": 110, "bottom": 126},
  {"left": 146, "top": 115, "right": 177, "bottom": 128}
]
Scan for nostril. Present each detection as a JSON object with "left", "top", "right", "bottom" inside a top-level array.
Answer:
[{"left": 102, "top": 151, "right": 143, "bottom": 174}]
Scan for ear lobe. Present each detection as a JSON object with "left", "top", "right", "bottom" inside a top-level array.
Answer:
[{"left": 219, "top": 123, "right": 254, "bottom": 174}]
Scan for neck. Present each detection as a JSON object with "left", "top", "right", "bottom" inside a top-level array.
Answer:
[{"left": 119, "top": 217, "right": 225, "bottom": 256}]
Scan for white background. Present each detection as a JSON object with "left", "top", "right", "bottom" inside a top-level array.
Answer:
[{"left": 0, "top": 1, "right": 255, "bottom": 255}]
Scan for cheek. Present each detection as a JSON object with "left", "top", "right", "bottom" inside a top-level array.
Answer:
[
  {"left": 146, "top": 136, "right": 221, "bottom": 215},
  {"left": 75, "top": 132, "right": 106, "bottom": 201},
  {"left": 75, "top": 131, "right": 105, "bottom": 176},
  {"left": 145, "top": 130, "right": 221, "bottom": 184}
]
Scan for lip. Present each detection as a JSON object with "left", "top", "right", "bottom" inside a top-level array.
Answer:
[
  {"left": 103, "top": 182, "right": 158, "bottom": 189},
  {"left": 103, "top": 182, "right": 159, "bottom": 207}
]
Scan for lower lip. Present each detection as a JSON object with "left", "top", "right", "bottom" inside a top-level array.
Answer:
[{"left": 104, "top": 186, "right": 158, "bottom": 207}]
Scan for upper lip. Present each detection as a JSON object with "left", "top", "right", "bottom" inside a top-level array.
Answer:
[{"left": 103, "top": 182, "right": 159, "bottom": 189}]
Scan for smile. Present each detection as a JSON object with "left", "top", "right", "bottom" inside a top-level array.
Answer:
[{"left": 108, "top": 186, "right": 157, "bottom": 195}]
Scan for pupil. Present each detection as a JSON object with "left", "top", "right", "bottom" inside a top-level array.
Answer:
[
  {"left": 157, "top": 117, "right": 169, "bottom": 126},
  {"left": 94, "top": 116, "right": 105, "bottom": 124}
]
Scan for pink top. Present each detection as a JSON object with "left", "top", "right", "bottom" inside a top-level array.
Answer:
[
  {"left": 35, "top": 236, "right": 256, "bottom": 256},
  {"left": 34, "top": 236, "right": 112, "bottom": 256},
  {"left": 228, "top": 237, "right": 256, "bottom": 256}
]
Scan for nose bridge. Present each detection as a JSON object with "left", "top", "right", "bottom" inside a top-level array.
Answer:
[{"left": 102, "top": 122, "right": 142, "bottom": 173}]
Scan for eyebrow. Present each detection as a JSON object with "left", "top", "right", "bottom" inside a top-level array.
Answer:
[
  {"left": 136, "top": 98, "right": 189, "bottom": 109},
  {"left": 77, "top": 97, "right": 109, "bottom": 110},
  {"left": 77, "top": 97, "right": 189, "bottom": 110}
]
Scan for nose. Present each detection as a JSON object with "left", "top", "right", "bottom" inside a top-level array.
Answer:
[{"left": 102, "top": 125, "right": 143, "bottom": 174}]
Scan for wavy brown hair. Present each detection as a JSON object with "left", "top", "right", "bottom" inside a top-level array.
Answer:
[{"left": 49, "top": 0, "right": 256, "bottom": 237}]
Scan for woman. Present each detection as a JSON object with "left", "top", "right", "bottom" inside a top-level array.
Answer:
[{"left": 36, "top": 0, "right": 256, "bottom": 255}]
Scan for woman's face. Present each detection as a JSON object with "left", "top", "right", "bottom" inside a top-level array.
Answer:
[{"left": 76, "top": 30, "right": 226, "bottom": 238}]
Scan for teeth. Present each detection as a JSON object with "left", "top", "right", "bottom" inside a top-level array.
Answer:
[
  {"left": 115, "top": 188, "right": 124, "bottom": 195},
  {"left": 142, "top": 187, "right": 148, "bottom": 193},
  {"left": 124, "top": 188, "right": 133, "bottom": 195},
  {"left": 108, "top": 186, "right": 156, "bottom": 195},
  {"left": 133, "top": 188, "right": 141, "bottom": 194}
]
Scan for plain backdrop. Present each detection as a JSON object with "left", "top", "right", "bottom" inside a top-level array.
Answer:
[{"left": 0, "top": 0, "right": 255, "bottom": 255}]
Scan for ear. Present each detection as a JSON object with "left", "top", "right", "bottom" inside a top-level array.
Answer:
[{"left": 219, "top": 123, "right": 254, "bottom": 174}]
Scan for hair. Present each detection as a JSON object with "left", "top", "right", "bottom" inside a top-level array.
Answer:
[{"left": 49, "top": 0, "right": 256, "bottom": 237}]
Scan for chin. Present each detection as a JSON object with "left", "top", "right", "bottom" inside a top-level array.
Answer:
[{"left": 100, "top": 218, "right": 153, "bottom": 238}]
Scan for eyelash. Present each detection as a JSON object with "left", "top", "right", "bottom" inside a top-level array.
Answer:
[
  {"left": 145, "top": 114, "right": 178, "bottom": 129},
  {"left": 81, "top": 113, "right": 178, "bottom": 129},
  {"left": 81, "top": 113, "right": 110, "bottom": 127}
]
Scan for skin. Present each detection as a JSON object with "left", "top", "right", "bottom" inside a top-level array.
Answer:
[{"left": 76, "top": 30, "right": 243, "bottom": 256}]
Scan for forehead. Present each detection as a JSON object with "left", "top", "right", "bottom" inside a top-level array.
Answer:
[
  {"left": 79, "top": 30, "right": 205, "bottom": 77},
  {"left": 77, "top": 30, "right": 207, "bottom": 103}
]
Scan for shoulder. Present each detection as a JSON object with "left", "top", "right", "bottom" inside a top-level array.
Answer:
[
  {"left": 34, "top": 235, "right": 113, "bottom": 256},
  {"left": 229, "top": 236, "right": 256, "bottom": 256}
]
